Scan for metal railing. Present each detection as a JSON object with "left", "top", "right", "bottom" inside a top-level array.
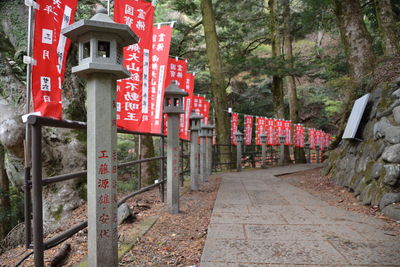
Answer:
[{"left": 21, "top": 115, "right": 191, "bottom": 266}]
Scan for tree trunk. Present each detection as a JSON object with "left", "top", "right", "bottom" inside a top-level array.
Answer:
[
  {"left": 0, "top": 144, "right": 11, "bottom": 239},
  {"left": 375, "top": 0, "right": 400, "bottom": 56},
  {"left": 283, "top": 0, "right": 306, "bottom": 163},
  {"left": 268, "top": 0, "right": 285, "bottom": 119},
  {"left": 333, "top": 0, "right": 375, "bottom": 85},
  {"left": 200, "top": 0, "right": 231, "bottom": 168},
  {"left": 140, "top": 135, "right": 158, "bottom": 185}
]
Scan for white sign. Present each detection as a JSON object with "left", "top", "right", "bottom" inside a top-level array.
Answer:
[{"left": 343, "top": 93, "right": 370, "bottom": 139}]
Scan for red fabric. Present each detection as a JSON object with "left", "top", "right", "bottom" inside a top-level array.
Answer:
[
  {"left": 32, "top": 0, "right": 78, "bottom": 119},
  {"left": 284, "top": 120, "right": 292, "bottom": 146},
  {"left": 231, "top": 113, "right": 239, "bottom": 146},
  {"left": 115, "top": 0, "right": 154, "bottom": 132},
  {"left": 294, "top": 124, "right": 305, "bottom": 148},
  {"left": 163, "top": 58, "right": 188, "bottom": 136},
  {"left": 275, "top": 119, "right": 284, "bottom": 145},
  {"left": 244, "top": 116, "right": 253, "bottom": 146},
  {"left": 266, "top": 119, "right": 275, "bottom": 146},
  {"left": 255, "top": 117, "right": 266, "bottom": 146},
  {"left": 149, "top": 24, "right": 173, "bottom": 134},
  {"left": 309, "top": 129, "right": 316, "bottom": 149},
  {"left": 180, "top": 72, "right": 195, "bottom": 140}
]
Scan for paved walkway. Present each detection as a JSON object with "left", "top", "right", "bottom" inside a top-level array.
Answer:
[{"left": 200, "top": 164, "right": 400, "bottom": 267}]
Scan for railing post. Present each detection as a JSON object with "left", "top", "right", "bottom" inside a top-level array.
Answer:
[
  {"left": 160, "top": 135, "right": 165, "bottom": 202},
  {"left": 31, "top": 123, "right": 44, "bottom": 267},
  {"left": 189, "top": 112, "right": 203, "bottom": 191}
]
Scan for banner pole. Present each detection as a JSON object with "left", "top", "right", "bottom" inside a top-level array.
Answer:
[{"left": 24, "top": 0, "right": 35, "bottom": 249}]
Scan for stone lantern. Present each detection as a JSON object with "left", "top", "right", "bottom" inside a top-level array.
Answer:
[
  {"left": 62, "top": 8, "right": 138, "bottom": 80},
  {"left": 235, "top": 131, "right": 244, "bottom": 172},
  {"left": 199, "top": 124, "right": 213, "bottom": 182},
  {"left": 62, "top": 8, "right": 138, "bottom": 267},
  {"left": 260, "top": 133, "right": 267, "bottom": 168},
  {"left": 163, "top": 81, "right": 188, "bottom": 214},
  {"left": 189, "top": 112, "right": 203, "bottom": 191}
]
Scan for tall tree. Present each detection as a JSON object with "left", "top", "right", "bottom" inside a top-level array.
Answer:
[
  {"left": 200, "top": 0, "right": 231, "bottom": 167},
  {"left": 0, "top": 144, "right": 11, "bottom": 239},
  {"left": 283, "top": 0, "right": 306, "bottom": 163},
  {"left": 375, "top": 0, "right": 400, "bottom": 56},
  {"left": 333, "top": 0, "right": 375, "bottom": 84},
  {"left": 268, "top": 0, "right": 285, "bottom": 119}
]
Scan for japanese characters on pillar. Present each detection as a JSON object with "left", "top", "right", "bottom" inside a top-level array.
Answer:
[
  {"left": 266, "top": 118, "right": 275, "bottom": 146},
  {"left": 275, "top": 119, "right": 284, "bottom": 145},
  {"left": 244, "top": 115, "right": 253, "bottom": 146},
  {"left": 32, "top": 0, "right": 78, "bottom": 119},
  {"left": 202, "top": 100, "right": 210, "bottom": 125},
  {"left": 163, "top": 57, "right": 188, "bottom": 136},
  {"left": 231, "top": 113, "right": 239, "bottom": 146},
  {"left": 255, "top": 117, "right": 266, "bottom": 146},
  {"left": 115, "top": 0, "right": 155, "bottom": 132},
  {"left": 150, "top": 23, "right": 173, "bottom": 134},
  {"left": 181, "top": 72, "right": 195, "bottom": 140},
  {"left": 284, "top": 120, "right": 292, "bottom": 146},
  {"left": 96, "top": 147, "right": 117, "bottom": 242}
]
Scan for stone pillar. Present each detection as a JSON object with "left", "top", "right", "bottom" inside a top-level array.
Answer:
[
  {"left": 163, "top": 81, "right": 188, "bottom": 214},
  {"left": 62, "top": 8, "right": 138, "bottom": 266},
  {"left": 261, "top": 134, "right": 267, "bottom": 168},
  {"left": 199, "top": 125, "right": 207, "bottom": 182},
  {"left": 316, "top": 144, "right": 320, "bottom": 164},
  {"left": 279, "top": 135, "right": 285, "bottom": 166},
  {"left": 190, "top": 112, "right": 203, "bottom": 191},
  {"left": 206, "top": 125, "right": 215, "bottom": 176},
  {"left": 235, "top": 131, "right": 243, "bottom": 172},
  {"left": 167, "top": 113, "right": 180, "bottom": 214},
  {"left": 87, "top": 74, "right": 118, "bottom": 266},
  {"left": 305, "top": 143, "right": 310, "bottom": 163}
]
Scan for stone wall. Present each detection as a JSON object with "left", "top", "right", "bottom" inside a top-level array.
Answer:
[{"left": 325, "top": 77, "right": 400, "bottom": 221}]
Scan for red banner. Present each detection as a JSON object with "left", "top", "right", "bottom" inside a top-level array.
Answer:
[
  {"left": 150, "top": 23, "right": 173, "bottom": 134},
  {"left": 284, "top": 120, "right": 292, "bottom": 146},
  {"left": 115, "top": 0, "right": 155, "bottom": 132},
  {"left": 275, "top": 119, "right": 284, "bottom": 145},
  {"left": 180, "top": 72, "right": 195, "bottom": 140},
  {"left": 32, "top": 0, "right": 78, "bottom": 119},
  {"left": 202, "top": 100, "right": 210, "bottom": 125},
  {"left": 266, "top": 118, "right": 275, "bottom": 146},
  {"left": 309, "top": 129, "right": 316, "bottom": 149},
  {"left": 255, "top": 117, "right": 266, "bottom": 146},
  {"left": 294, "top": 124, "right": 305, "bottom": 148},
  {"left": 244, "top": 116, "right": 253, "bottom": 146},
  {"left": 231, "top": 113, "right": 239, "bottom": 146}
]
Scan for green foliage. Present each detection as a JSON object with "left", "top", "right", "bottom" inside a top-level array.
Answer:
[{"left": 0, "top": 186, "right": 24, "bottom": 228}]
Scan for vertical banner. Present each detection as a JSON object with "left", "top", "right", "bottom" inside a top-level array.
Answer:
[
  {"left": 255, "top": 117, "right": 266, "bottom": 146},
  {"left": 244, "top": 115, "right": 253, "bottom": 146},
  {"left": 299, "top": 126, "right": 305, "bottom": 148},
  {"left": 309, "top": 129, "right": 316, "bottom": 149},
  {"left": 163, "top": 57, "right": 187, "bottom": 136},
  {"left": 202, "top": 99, "right": 210, "bottom": 124},
  {"left": 115, "top": 0, "right": 155, "bottom": 132},
  {"left": 294, "top": 124, "right": 305, "bottom": 148},
  {"left": 284, "top": 120, "right": 292, "bottom": 146},
  {"left": 32, "top": 0, "right": 78, "bottom": 119},
  {"left": 180, "top": 72, "right": 195, "bottom": 140},
  {"left": 275, "top": 119, "right": 284, "bottom": 145},
  {"left": 266, "top": 118, "right": 275, "bottom": 146},
  {"left": 150, "top": 23, "right": 173, "bottom": 134},
  {"left": 231, "top": 113, "right": 239, "bottom": 146},
  {"left": 315, "top": 130, "right": 321, "bottom": 149}
]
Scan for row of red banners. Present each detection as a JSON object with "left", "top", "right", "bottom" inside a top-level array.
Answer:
[
  {"left": 31, "top": 0, "right": 210, "bottom": 140},
  {"left": 231, "top": 114, "right": 332, "bottom": 150}
]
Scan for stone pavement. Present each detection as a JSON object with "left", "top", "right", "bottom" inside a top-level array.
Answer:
[{"left": 200, "top": 164, "right": 400, "bottom": 267}]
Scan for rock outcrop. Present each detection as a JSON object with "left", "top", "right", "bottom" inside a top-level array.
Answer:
[{"left": 326, "top": 77, "right": 400, "bottom": 221}]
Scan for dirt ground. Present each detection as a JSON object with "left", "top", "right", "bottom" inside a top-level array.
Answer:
[
  {"left": 278, "top": 167, "right": 400, "bottom": 232},
  {"left": 0, "top": 175, "right": 221, "bottom": 267}
]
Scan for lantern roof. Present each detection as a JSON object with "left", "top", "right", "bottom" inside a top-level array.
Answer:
[
  {"left": 235, "top": 130, "right": 243, "bottom": 136},
  {"left": 201, "top": 123, "right": 214, "bottom": 130},
  {"left": 62, "top": 8, "right": 138, "bottom": 47},
  {"left": 165, "top": 81, "right": 189, "bottom": 97},
  {"left": 190, "top": 111, "right": 203, "bottom": 121}
]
